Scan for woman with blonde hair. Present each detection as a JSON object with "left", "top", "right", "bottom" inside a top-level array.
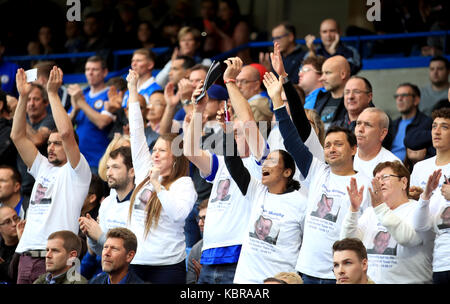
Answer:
[{"left": 126, "top": 70, "right": 197, "bottom": 284}]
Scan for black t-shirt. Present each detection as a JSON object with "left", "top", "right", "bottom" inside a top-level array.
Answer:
[{"left": 0, "top": 238, "right": 17, "bottom": 283}]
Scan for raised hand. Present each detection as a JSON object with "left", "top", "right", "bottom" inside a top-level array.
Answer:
[
  {"left": 223, "top": 57, "right": 243, "bottom": 82},
  {"left": 67, "top": 84, "right": 83, "bottom": 100},
  {"left": 262, "top": 72, "right": 283, "bottom": 103},
  {"left": 368, "top": 178, "right": 383, "bottom": 208},
  {"left": 259, "top": 52, "right": 271, "bottom": 73},
  {"left": 16, "top": 219, "right": 26, "bottom": 240},
  {"left": 178, "top": 78, "right": 194, "bottom": 101},
  {"left": 105, "top": 86, "right": 123, "bottom": 114},
  {"left": 15, "top": 69, "right": 33, "bottom": 96},
  {"left": 347, "top": 177, "right": 364, "bottom": 212},
  {"left": 190, "top": 80, "right": 207, "bottom": 111},
  {"left": 329, "top": 33, "right": 340, "bottom": 54},
  {"left": 126, "top": 69, "right": 139, "bottom": 91},
  {"left": 409, "top": 186, "right": 423, "bottom": 200},
  {"left": 305, "top": 34, "right": 316, "bottom": 52},
  {"left": 47, "top": 66, "right": 63, "bottom": 94},
  {"left": 270, "top": 42, "right": 287, "bottom": 77},
  {"left": 422, "top": 169, "right": 442, "bottom": 200},
  {"left": 164, "top": 81, "right": 180, "bottom": 107}
]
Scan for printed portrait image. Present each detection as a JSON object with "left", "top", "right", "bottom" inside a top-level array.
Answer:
[
  {"left": 249, "top": 215, "right": 279, "bottom": 245},
  {"left": 134, "top": 188, "right": 151, "bottom": 210},
  {"left": 31, "top": 183, "right": 51, "bottom": 205},
  {"left": 367, "top": 231, "right": 397, "bottom": 256},
  {"left": 437, "top": 206, "right": 450, "bottom": 230},
  {"left": 310, "top": 194, "right": 338, "bottom": 222},
  {"left": 210, "top": 179, "right": 231, "bottom": 203}
]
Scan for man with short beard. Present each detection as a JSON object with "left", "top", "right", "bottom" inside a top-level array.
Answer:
[
  {"left": 10, "top": 66, "right": 91, "bottom": 284},
  {"left": 420, "top": 56, "right": 449, "bottom": 116},
  {"left": 79, "top": 146, "right": 135, "bottom": 258}
]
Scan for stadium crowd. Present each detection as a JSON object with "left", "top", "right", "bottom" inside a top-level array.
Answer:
[{"left": 0, "top": 0, "right": 449, "bottom": 285}]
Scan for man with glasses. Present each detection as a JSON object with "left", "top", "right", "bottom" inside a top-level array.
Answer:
[
  {"left": 236, "top": 64, "right": 272, "bottom": 126},
  {"left": 300, "top": 56, "right": 326, "bottom": 110},
  {"left": 186, "top": 199, "right": 208, "bottom": 284},
  {"left": 267, "top": 22, "right": 306, "bottom": 84},
  {"left": 354, "top": 107, "right": 400, "bottom": 179},
  {"left": 342, "top": 160, "right": 434, "bottom": 283},
  {"left": 0, "top": 206, "right": 20, "bottom": 283},
  {"left": 332, "top": 76, "right": 374, "bottom": 133},
  {"left": 391, "top": 83, "right": 433, "bottom": 161}
]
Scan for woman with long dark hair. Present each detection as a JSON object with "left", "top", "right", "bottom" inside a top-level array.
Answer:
[
  {"left": 126, "top": 70, "right": 197, "bottom": 284},
  {"left": 220, "top": 114, "right": 307, "bottom": 283}
]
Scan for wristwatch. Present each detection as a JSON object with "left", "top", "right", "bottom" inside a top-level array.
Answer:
[{"left": 181, "top": 99, "right": 191, "bottom": 106}]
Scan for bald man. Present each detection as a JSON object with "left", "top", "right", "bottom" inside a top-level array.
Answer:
[
  {"left": 313, "top": 55, "right": 351, "bottom": 130},
  {"left": 236, "top": 65, "right": 273, "bottom": 125},
  {"left": 305, "top": 18, "right": 362, "bottom": 75}
]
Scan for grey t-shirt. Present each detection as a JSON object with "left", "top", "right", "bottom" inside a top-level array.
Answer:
[{"left": 419, "top": 83, "right": 449, "bottom": 116}]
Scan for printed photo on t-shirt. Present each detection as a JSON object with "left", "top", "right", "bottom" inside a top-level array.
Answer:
[
  {"left": 310, "top": 194, "right": 339, "bottom": 223},
  {"left": 437, "top": 206, "right": 450, "bottom": 230},
  {"left": 210, "top": 179, "right": 231, "bottom": 203},
  {"left": 31, "top": 183, "right": 51, "bottom": 205},
  {"left": 134, "top": 188, "right": 151, "bottom": 210},
  {"left": 367, "top": 230, "right": 397, "bottom": 255},
  {"left": 249, "top": 215, "right": 279, "bottom": 245}
]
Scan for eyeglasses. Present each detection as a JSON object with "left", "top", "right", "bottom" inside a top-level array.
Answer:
[
  {"left": 375, "top": 174, "right": 402, "bottom": 182},
  {"left": 196, "top": 215, "right": 206, "bottom": 222},
  {"left": 344, "top": 89, "right": 371, "bottom": 96},
  {"left": 299, "top": 66, "right": 320, "bottom": 74},
  {"left": 272, "top": 33, "right": 290, "bottom": 41},
  {"left": 393, "top": 93, "right": 415, "bottom": 99},
  {"left": 236, "top": 79, "right": 259, "bottom": 86},
  {"left": 0, "top": 215, "right": 21, "bottom": 226}
]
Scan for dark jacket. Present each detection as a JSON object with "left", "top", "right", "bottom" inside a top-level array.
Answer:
[
  {"left": 88, "top": 269, "right": 145, "bottom": 284},
  {"left": 283, "top": 45, "right": 307, "bottom": 84},
  {"left": 393, "top": 109, "right": 435, "bottom": 157},
  {"left": 315, "top": 42, "right": 362, "bottom": 75},
  {"left": 313, "top": 90, "right": 346, "bottom": 125}
]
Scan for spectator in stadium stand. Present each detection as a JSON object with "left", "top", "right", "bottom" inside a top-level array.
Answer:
[
  {"left": 391, "top": 83, "right": 433, "bottom": 162},
  {"left": 420, "top": 56, "right": 450, "bottom": 116},
  {"left": 10, "top": 67, "right": 91, "bottom": 284},
  {"left": 0, "top": 206, "right": 20, "bottom": 284},
  {"left": 299, "top": 56, "right": 327, "bottom": 110},
  {"left": 0, "top": 165, "right": 28, "bottom": 218},
  {"left": 0, "top": 89, "right": 17, "bottom": 167},
  {"left": 304, "top": 18, "right": 362, "bottom": 76},
  {"left": 313, "top": 55, "right": 350, "bottom": 130},
  {"left": 156, "top": 26, "right": 212, "bottom": 88},
  {"left": 0, "top": 40, "right": 19, "bottom": 97},
  {"left": 67, "top": 56, "right": 112, "bottom": 174},
  {"left": 16, "top": 83, "right": 55, "bottom": 203}
]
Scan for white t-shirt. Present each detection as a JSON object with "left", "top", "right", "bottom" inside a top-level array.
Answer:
[
  {"left": 88, "top": 189, "right": 131, "bottom": 256},
  {"left": 411, "top": 156, "right": 450, "bottom": 214},
  {"left": 201, "top": 154, "right": 262, "bottom": 252},
  {"left": 128, "top": 101, "right": 197, "bottom": 265},
  {"left": 129, "top": 176, "right": 197, "bottom": 265},
  {"left": 295, "top": 157, "right": 372, "bottom": 279},
  {"left": 354, "top": 147, "right": 401, "bottom": 179},
  {"left": 233, "top": 177, "right": 307, "bottom": 284},
  {"left": 414, "top": 196, "right": 450, "bottom": 272},
  {"left": 341, "top": 201, "right": 434, "bottom": 284},
  {"left": 16, "top": 152, "right": 91, "bottom": 253}
]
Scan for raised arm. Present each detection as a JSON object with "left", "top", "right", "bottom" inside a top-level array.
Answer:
[
  {"left": 47, "top": 66, "right": 81, "bottom": 168},
  {"left": 183, "top": 82, "right": 213, "bottom": 176},
  {"left": 413, "top": 170, "right": 441, "bottom": 232},
  {"left": 10, "top": 69, "right": 39, "bottom": 168},
  {"left": 271, "top": 41, "right": 311, "bottom": 141},
  {"left": 159, "top": 81, "right": 180, "bottom": 134},
  {"left": 263, "top": 72, "right": 313, "bottom": 178},
  {"left": 223, "top": 57, "right": 267, "bottom": 161},
  {"left": 127, "top": 69, "right": 152, "bottom": 183}
]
